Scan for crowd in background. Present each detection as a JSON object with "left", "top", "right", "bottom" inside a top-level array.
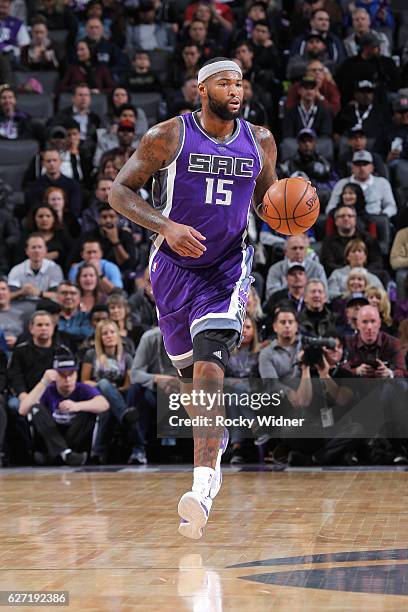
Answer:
[{"left": 1, "top": 0, "right": 408, "bottom": 468}]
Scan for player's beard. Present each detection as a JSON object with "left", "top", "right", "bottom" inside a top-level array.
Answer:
[{"left": 207, "top": 92, "right": 242, "bottom": 120}]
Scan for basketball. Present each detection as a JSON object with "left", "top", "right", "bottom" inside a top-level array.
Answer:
[{"left": 259, "top": 177, "right": 320, "bottom": 235}]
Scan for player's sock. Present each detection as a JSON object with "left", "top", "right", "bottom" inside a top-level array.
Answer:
[{"left": 192, "top": 466, "right": 215, "bottom": 497}]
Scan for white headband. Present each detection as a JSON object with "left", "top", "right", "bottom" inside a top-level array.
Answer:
[{"left": 197, "top": 60, "right": 242, "bottom": 84}]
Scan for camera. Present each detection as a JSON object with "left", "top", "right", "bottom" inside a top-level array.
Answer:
[{"left": 301, "top": 336, "right": 336, "bottom": 368}]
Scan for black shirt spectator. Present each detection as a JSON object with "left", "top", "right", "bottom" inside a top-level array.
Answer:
[
  {"left": 334, "top": 80, "right": 389, "bottom": 139},
  {"left": 337, "top": 125, "right": 388, "bottom": 179},
  {"left": 298, "top": 280, "right": 337, "bottom": 336},
  {"left": 335, "top": 32, "right": 401, "bottom": 105},
  {"left": 122, "top": 51, "right": 161, "bottom": 93},
  {"left": 20, "top": 17, "right": 60, "bottom": 70},
  {"left": 80, "top": 203, "right": 138, "bottom": 272},
  {"left": 282, "top": 76, "right": 332, "bottom": 139},
  {"left": 25, "top": 148, "right": 82, "bottom": 219}
]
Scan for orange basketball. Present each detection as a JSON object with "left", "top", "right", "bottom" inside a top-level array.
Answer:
[{"left": 259, "top": 177, "right": 320, "bottom": 235}]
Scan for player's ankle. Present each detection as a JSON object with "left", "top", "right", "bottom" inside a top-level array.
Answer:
[{"left": 192, "top": 466, "right": 215, "bottom": 497}]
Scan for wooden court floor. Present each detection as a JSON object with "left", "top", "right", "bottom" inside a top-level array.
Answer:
[{"left": 1, "top": 466, "right": 408, "bottom": 611}]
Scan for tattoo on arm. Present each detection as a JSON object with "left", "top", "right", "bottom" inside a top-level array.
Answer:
[
  {"left": 252, "top": 125, "right": 278, "bottom": 216},
  {"left": 109, "top": 118, "right": 181, "bottom": 234}
]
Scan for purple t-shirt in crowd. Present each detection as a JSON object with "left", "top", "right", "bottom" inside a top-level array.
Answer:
[{"left": 41, "top": 382, "right": 101, "bottom": 425}]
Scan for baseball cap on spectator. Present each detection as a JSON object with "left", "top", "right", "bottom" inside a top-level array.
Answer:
[
  {"left": 49, "top": 125, "right": 67, "bottom": 139},
  {"left": 299, "top": 75, "right": 317, "bottom": 89},
  {"left": 348, "top": 125, "right": 366, "bottom": 137},
  {"left": 393, "top": 95, "right": 408, "bottom": 113},
  {"left": 287, "top": 262, "right": 306, "bottom": 274},
  {"left": 346, "top": 293, "right": 369, "bottom": 308},
  {"left": 306, "top": 30, "right": 325, "bottom": 43},
  {"left": 355, "top": 80, "right": 375, "bottom": 91},
  {"left": 118, "top": 119, "right": 135, "bottom": 132},
  {"left": 53, "top": 355, "right": 78, "bottom": 372},
  {"left": 297, "top": 128, "right": 316, "bottom": 140},
  {"left": 359, "top": 32, "right": 381, "bottom": 49},
  {"left": 352, "top": 150, "right": 373, "bottom": 164}
]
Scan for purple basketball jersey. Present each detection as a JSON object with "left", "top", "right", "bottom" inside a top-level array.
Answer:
[{"left": 151, "top": 112, "right": 262, "bottom": 268}]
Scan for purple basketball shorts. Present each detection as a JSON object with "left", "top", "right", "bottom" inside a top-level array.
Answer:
[{"left": 149, "top": 246, "right": 254, "bottom": 368}]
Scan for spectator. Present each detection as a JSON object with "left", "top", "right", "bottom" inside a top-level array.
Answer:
[
  {"left": 321, "top": 204, "right": 383, "bottom": 276},
  {"left": 20, "top": 16, "right": 59, "bottom": 70},
  {"left": 184, "top": 19, "right": 219, "bottom": 61},
  {"left": 192, "top": 1, "right": 231, "bottom": 47},
  {"left": 34, "top": 0, "right": 77, "bottom": 46},
  {"left": 0, "top": 208, "right": 20, "bottom": 275},
  {"left": 292, "top": 8, "right": 345, "bottom": 62},
  {"left": 0, "top": 277, "right": 24, "bottom": 351},
  {"left": 126, "top": 0, "right": 175, "bottom": 54},
  {"left": 107, "top": 292, "right": 136, "bottom": 354},
  {"left": 168, "top": 77, "right": 199, "bottom": 116},
  {"left": 233, "top": 41, "right": 275, "bottom": 93},
  {"left": 264, "top": 262, "right": 307, "bottom": 322},
  {"left": 98, "top": 154, "right": 120, "bottom": 181},
  {"left": 77, "top": 303, "right": 109, "bottom": 361},
  {"left": 79, "top": 203, "right": 138, "bottom": 273},
  {"left": 249, "top": 19, "right": 281, "bottom": 76},
  {"left": 69, "top": 240, "right": 123, "bottom": 292},
  {"left": 298, "top": 279, "right": 337, "bottom": 336},
  {"left": 326, "top": 151, "right": 397, "bottom": 218},
  {"left": 183, "top": 0, "right": 234, "bottom": 29},
  {"left": 105, "top": 86, "right": 130, "bottom": 123},
  {"left": 366, "top": 286, "right": 394, "bottom": 334},
  {"left": 331, "top": 269, "right": 370, "bottom": 324},
  {"left": 241, "top": 79, "right": 267, "bottom": 126},
  {"left": 16, "top": 204, "right": 72, "bottom": 272},
  {"left": 122, "top": 51, "right": 161, "bottom": 93},
  {"left": 94, "top": 104, "right": 146, "bottom": 167},
  {"left": 265, "top": 234, "right": 327, "bottom": 300},
  {"left": 327, "top": 239, "right": 384, "bottom": 299},
  {"left": 281, "top": 76, "right": 332, "bottom": 158},
  {"left": 0, "top": 0, "right": 30, "bottom": 61},
  {"left": 53, "top": 84, "right": 101, "bottom": 156},
  {"left": 129, "top": 325, "right": 178, "bottom": 465},
  {"left": 285, "top": 59, "right": 341, "bottom": 117},
  {"left": 167, "top": 44, "right": 201, "bottom": 90},
  {"left": 8, "top": 310, "right": 71, "bottom": 412},
  {"left": 56, "top": 281, "right": 94, "bottom": 343},
  {"left": 225, "top": 315, "right": 260, "bottom": 464},
  {"left": 8, "top": 234, "right": 63, "bottom": 315},
  {"left": 25, "top": 147, "right": 82, "bottom": 219},
  {"left": 83, "top": 17, "right": 130, "bottom": 80},
  {"left": 43, "top": 186, "right": 81, "bottom": 239},
  {"left": 350, "top": 0, "right": 394, "bottom": 32},
  {"left": 286, "top": 31, "right": 334, "bottom": 81},
  {"left": 335, "top": 32, "right": 400, "bottom": 105},
  {"left": 390, "top": 227, "right": 408, "bottom": 300},
  {"left": 0, "top": 349, "right": 6, "bottom": 466},
  {"left": 375, "top": 94, "right": 408, "bottom": 190},
  {"left": 76, "top": 0, "right": 126, "bottom": 48},
  {"left": 128, "top": 266, "right": 157, "bottom": 340},
  {"left": 334, "top": 80, "right": 389, "bottom": 140},
  {"left": 81, "top": 319, "right": 140, "bottom": 464},
  {"left": 81, "top": 177, "right": 113, "bottom": 232},
  {"left": 58, "top": 39, "right": 115, "bottom": 94},
  {"left": 336, "top": 290, "right": 369, "bottom": 336},
  {"left": 76, "top": 263, "right": 107, "bottom": 313},
  {"left": 343, "top": 8, "right": 391, "bottom": 58},
  {"left": 0, "top": 84, "right": 35, "bottom": 140},
  {"left": 337, "top": 126, "right": 388, "bottom": 179},
  {"left": 18, "top": 354, "right": 109, "bottom": 466},
  {"left": 279, "top": 128, "right": 337, "bottom": 209},
  {"left": 259, "top": 306, "right": 312, "bottom": 409},
  {"left": 99, "top": 118, "right": 137, "bottom": 168}
]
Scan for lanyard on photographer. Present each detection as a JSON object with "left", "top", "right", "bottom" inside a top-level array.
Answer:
[
  {"left": 354, "top": 104, "right": 373, "bottom": 126},
  {"left": 298, "top": 103, "right": 317, "bottom": 129}
]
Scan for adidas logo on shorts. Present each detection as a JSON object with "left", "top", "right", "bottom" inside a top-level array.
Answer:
[{"left": 213, "top": 351, "right": 222, "bottom": 360}]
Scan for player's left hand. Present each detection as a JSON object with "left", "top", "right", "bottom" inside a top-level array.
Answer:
[{"left": 162, "top": 219, "right": 206, "bottom": 258}]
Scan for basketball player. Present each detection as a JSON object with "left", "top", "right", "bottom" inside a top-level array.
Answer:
[{"left": 109, "top": 57, "right": 277, "bottom": 539}]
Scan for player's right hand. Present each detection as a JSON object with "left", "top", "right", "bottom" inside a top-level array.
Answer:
[{"left": 162, "top": 219, "right": 206, "bottom": 258}]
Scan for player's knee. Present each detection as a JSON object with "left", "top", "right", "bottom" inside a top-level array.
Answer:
[{"left": 193, "top": 329, "right": 239, "bottom": 373}]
